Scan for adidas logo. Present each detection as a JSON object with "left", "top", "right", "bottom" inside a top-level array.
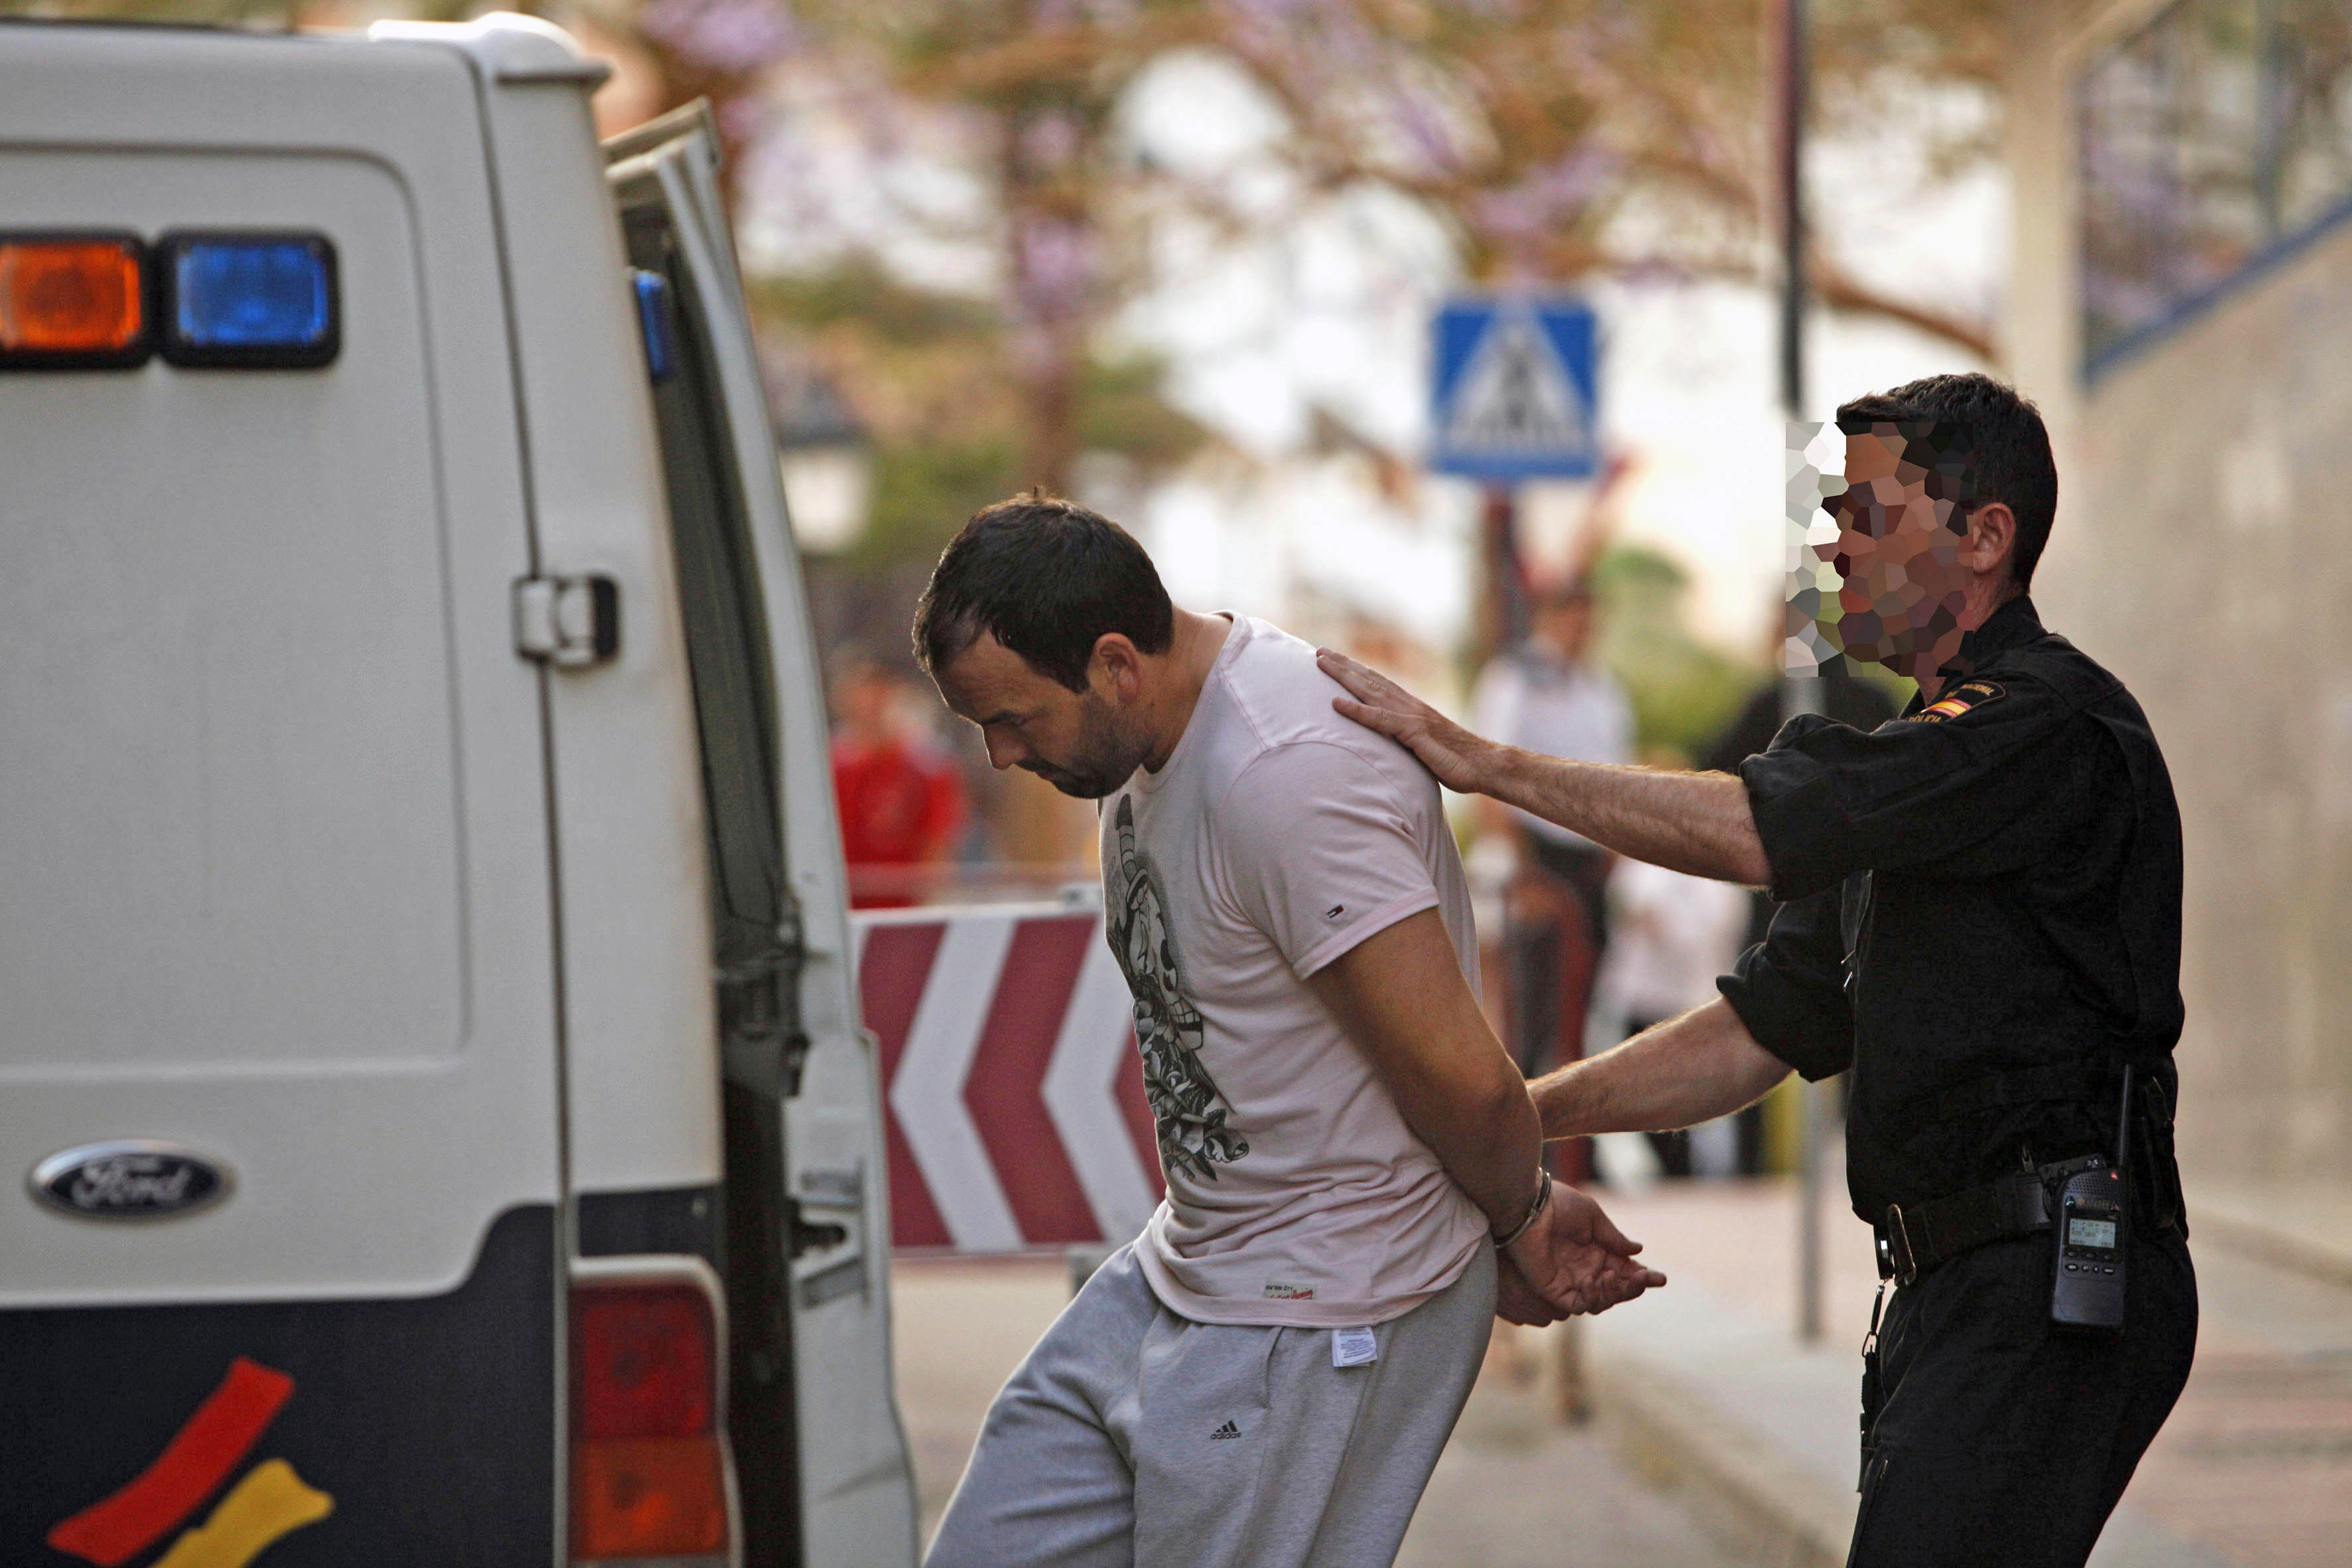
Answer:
[{"left": 1209, "top": 1420, "right": 1241, "bottom": 1441}]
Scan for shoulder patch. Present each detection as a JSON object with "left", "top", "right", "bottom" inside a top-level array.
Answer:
[{"left": 1907, "top": 679, "right": 2005, "bottom": 724}]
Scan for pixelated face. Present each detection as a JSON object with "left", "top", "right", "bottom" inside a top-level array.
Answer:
[
  {"left": 932, "top": 631, "right": 1152, "bottom": 799},
  {"left": 1824, "top": 424, "right": 1972, "bottom": 668}
]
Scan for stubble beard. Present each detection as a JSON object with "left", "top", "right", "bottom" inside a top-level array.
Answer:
[{"left": 1025, "top": 692, "right": 1154, "bottom": 799}]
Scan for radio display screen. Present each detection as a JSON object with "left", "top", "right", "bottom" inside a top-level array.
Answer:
[{"left": 2068, "top": 1217, "right": 2118, "bottom": 1250}]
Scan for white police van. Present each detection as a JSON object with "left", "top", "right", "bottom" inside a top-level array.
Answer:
[{"left": 0, "top": 15, "right": 915, "bottom": 1567}]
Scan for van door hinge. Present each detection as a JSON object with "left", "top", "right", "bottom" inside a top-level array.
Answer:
[{"left": 512, "top": 574, "right": 619, "bottom": 666}]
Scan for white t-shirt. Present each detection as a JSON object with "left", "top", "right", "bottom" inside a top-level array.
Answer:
[
  {"left": 1470, "top": 649, "right": 1634, "bottom": 848},
  {"left": 1102, "top": 616, "right": 1488, "bottom": 1328},
  {"left": 1594, "top": 858, "right": 1751, "bottom": 1024}
]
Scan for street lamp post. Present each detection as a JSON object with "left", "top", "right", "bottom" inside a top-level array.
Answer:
[
  {"left": 770, "top": 355, "right": 872, "bottom": 555},
  {"left": 1772, "top": 0, "right": 1829, "bottom": 1348}
]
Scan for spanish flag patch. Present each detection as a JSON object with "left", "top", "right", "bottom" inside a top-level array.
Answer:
[{"left": 1909, "top": 679, "right": 2004, "bottom": 723}]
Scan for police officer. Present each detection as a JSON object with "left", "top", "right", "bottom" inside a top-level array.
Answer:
[{"left": 1318, "top": 372, "right": 2194, "bottom": 1568}]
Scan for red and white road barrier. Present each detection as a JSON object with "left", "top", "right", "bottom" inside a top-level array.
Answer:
[{"left": 853, "top": 903, "right": 1164, "bottom": 1253}]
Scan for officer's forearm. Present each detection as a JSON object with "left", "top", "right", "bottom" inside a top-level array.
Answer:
[
  {"left": 1531, "top": 997, "right": 1791, "bottom": 1139},
  {"left": 1476, "top": 751, "right": 1770, "bottom": 887}
]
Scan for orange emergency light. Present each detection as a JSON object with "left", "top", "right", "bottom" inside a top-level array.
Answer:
[{"left": 0, "top": 233, "right": 149, "bottom": 367}]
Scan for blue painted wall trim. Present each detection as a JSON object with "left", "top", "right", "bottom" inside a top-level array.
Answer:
[{"left": 2084, "top": 188, "right": 2352, "bottom": 387}]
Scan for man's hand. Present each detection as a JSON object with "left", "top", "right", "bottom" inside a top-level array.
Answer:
[
  {"left": 1504, "top": 1182, "right": 1666, "bottom": 1318},
  {"left": 1494, "top": 1252, "right": 1568, "bottom": 1326},
  {"left": 1316, "top": 649, "right": 1504, "bottom": 797}
]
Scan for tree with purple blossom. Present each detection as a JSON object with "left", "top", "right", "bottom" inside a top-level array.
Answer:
[{"left": 580, "top": 0, "right": 2010, "bottom": 518}]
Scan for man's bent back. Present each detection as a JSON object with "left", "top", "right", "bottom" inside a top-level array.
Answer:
[
  {"left": 1105, "top": 615, "right": 1487, "bottom": 1326},
  {"left": 912, "top": 493, "right": 1658, "bottom": 1567}
]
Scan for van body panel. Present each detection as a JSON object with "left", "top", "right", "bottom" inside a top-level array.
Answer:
[
  {"left": 0, "top": 1206, "right": 557, "bottom": 1567},
  {"left": 607, "top": 110, "right": 918, "bottom": 1563},
  {"left": 3, "top": 18, "right": 912, "bottom": 1565},
  {"left": 0, "top": 25, "right": 560, "bottom": 1304},
  {"left": 466, "top": 39, "right": 726, "bottom": 1205}
]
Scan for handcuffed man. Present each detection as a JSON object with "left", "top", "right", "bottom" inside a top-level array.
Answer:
[{"left": 913, "top": 492, "right": 1663, "bottom": 1568}]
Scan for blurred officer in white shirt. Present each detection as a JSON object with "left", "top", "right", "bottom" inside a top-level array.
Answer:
[
  {"left": 1470, "top": 575, "right": 1634, "bottom": 1075},
  {"left": 1592, "top": 849, "right": 1752, "bottom": 1180}
]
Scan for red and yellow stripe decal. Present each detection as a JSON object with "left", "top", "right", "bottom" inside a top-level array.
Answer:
[
  {"left": 46, "top": 1356, "right": 332, "bottom": 1568},
  {"left": 150, "top": 1460, "right": 333, "bottom": 1568},
  {"left": 46, "top": 1359, "right": 291, "bottom": 1566}
]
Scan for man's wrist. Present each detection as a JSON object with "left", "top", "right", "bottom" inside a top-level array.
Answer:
[
  {"left": 1471, "top": 740, "right": 1524, "bottom": 809},
  {"left": 1532, "top": 1065, "right": 1593, "bottom": 1141},
  {"left": 1491, "top": 1170, "right": 1552, "bottom": 1247},
  {"left": 1490, "top": 746, "right": 1592, "bottom": 839}
]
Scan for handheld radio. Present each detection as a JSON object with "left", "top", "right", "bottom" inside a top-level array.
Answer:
[{"left": 2049, "top": 1065, "right": 2132, "bottom": 1332}]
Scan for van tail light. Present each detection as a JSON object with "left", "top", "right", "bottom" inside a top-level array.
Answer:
[
  {"left": 0, "top": 234, "right": 149, "bottom": 366},
  {"left": 570, "top": 1276, "right": 734, "bottom": 1563}
]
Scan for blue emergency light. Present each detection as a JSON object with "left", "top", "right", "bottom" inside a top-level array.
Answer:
[
  {"left": 632, "top": 270, "right": 678, "bottom": 384},
  {"left": 157, "top": 231, "right": 339, "bottom": 368}
]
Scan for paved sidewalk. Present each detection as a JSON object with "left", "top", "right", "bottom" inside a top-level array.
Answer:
[
  {"left": 1397, "top": 1330, "right": 1738, "bottom": 1568},
  {"left": 1577, "top": 1175, "right": 2352, "bottom": 1568}
]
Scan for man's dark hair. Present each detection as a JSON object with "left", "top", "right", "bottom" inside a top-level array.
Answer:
[
  {"left": 1834, "top": 372, "right": 2059, "bottom": 591},
  {"left": 914, "top": 491, "right": 1174, "bottom": 692}
]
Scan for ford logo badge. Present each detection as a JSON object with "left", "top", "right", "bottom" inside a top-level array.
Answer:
[{"left": 29, "top": 1141, "right": 232, "bottom": 1221}]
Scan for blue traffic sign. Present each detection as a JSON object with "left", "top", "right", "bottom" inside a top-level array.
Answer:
[{"left": 1429, "top": 297, "right": 1599, "bottom": 481}]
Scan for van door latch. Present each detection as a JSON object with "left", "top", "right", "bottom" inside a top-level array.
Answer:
[{"left": 512, "top": 574, "right": 619, "bottom": 666}]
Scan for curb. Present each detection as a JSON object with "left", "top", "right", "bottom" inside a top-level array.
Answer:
[
  {"left": 2188, "top": 1186, "right": 2352, "bottom": 1290},
  {"left": 1588, "top": 1344, "right": 1855, "bottom": 1568}
]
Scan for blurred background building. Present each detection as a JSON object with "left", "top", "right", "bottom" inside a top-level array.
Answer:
[{"left": 2005, "top": 0, "right": 2352, "bottom": 1207}]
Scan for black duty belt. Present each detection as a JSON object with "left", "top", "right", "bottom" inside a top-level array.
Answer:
[
  {"left": 1872, "top": 1075, "right": 2187, "bottom": 1286},
  {"left": 1875, "top": 1172, "right": 2053, "bottom": 1286}
]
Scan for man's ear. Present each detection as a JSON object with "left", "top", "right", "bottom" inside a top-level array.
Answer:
[
  {"left": 1965, "top": 501, "right": 2017, "bottom": 581},
  {"left": 1090, "top": 633, "right": 1146, "bottom": 700}
]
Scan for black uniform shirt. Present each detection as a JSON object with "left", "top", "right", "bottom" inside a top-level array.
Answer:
[{"left": 1717, "top": 596, "right": 2185, "bottom": 1222}]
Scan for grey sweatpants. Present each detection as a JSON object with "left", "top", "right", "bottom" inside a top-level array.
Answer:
[{"left": 923, "top": 1240, "right": 1497, "bottom": 1568}]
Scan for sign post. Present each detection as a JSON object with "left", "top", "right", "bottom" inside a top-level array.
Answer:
[
  {"left": 1429, "top": 290, "right": 1606, "bottom": 1146},
  {"left": 1429, "top": 299, "right": 1604, "bottom": 1407},
  {"left": 1770, "top": 0, "right": 1830, "bottom": 1348},
  {"left": 1429, "top": 296, "right": 1601, "bottom": 653}
]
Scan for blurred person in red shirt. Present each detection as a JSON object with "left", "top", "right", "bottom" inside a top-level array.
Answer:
[{"left": 830, "top": 649, "right": 967, "bottom": 907}]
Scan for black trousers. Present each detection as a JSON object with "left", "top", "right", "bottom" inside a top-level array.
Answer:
[{"left": 1848, "top": 1223, "right": 2196, "bottom": 1567}]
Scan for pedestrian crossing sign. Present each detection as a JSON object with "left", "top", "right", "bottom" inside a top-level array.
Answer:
[{"left": 1429, "top": 296, "right": 1599, "bottom": 481}]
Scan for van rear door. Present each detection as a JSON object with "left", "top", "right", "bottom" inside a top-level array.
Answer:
[
  {"left": 0, "top": 22, "right": 562, "bottom": 1567},
  {"left": 604, "top": 104, "right": 919, "bottom": 1567}
]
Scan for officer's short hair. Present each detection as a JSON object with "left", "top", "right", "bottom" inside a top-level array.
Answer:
[
  {"left": 1834, "top": 374, "right": 2059, "bottom": 592},
  {"left": 915, "top": 490, "right": 1174, "bottom": 692}
]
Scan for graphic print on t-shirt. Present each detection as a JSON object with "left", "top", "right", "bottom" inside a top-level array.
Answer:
[{"left": 1105, "top": 795, "right": 1248, "bottom": 1181}]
